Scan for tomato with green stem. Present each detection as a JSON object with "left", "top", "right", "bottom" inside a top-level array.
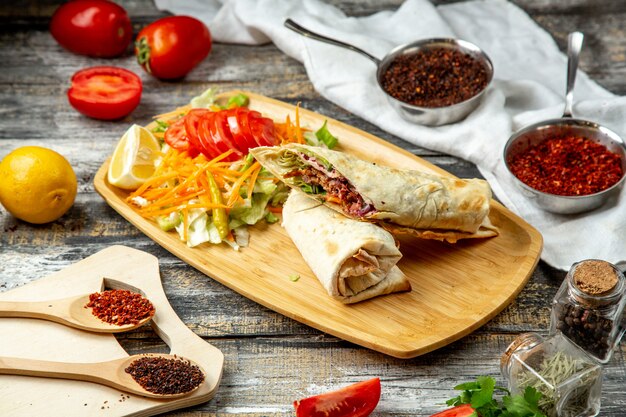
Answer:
[{"left": 135, "top": 16, "right": 212, "bottom": 80}]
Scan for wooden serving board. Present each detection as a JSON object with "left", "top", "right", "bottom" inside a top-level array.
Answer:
[
  {"left": 0, "top": 246, "right": 224, "bottom": 417},
  {"left": 94, "top": 91, "right": 543, "bottom": 359}
]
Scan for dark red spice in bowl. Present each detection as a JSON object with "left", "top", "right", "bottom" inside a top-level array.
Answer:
[
  {"left": 507, "top": 135, "right": 623, "bottom": 196},
  {"left": 381, "top": 47, "right": 489, "bottom": 108},
  {"left": 125, "top": 356, "right": 205, "bottom": 395},
  {"left": 86, "top": 289, "right": 155, "bottom": 326}
]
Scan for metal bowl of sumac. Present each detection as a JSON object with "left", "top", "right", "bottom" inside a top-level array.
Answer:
[
  {"left": 378, "top": 38, "right": 493, "bottom": 126},
  {"left": 504, "top": 118, "right": 626, "bottom": 214}
]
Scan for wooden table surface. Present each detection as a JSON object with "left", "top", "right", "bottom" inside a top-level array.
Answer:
[{"left": 1, "top": 1, "right": 625, "bottom": 416}]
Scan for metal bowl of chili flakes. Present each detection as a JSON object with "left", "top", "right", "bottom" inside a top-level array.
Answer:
[
  {"left": 377, "top": 38, "right": 493, "bottom": 126},
  {"left": 503, "top": 118, "right": 626, "bottom": 214}
]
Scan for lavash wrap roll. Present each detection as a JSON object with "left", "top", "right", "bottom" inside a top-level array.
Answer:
[
  {"left": 283, "top": 191, "right": 410, "bottom": 304},
  {"left": 250, "top": 144, "right": 498, "bottom": 243}
]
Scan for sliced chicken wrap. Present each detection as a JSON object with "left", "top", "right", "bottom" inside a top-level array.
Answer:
[
  {"left": 283, "top": 191, "right": 410, "bottom": 304},
  {"left": 251, "top": 144, "right": 498, "bottom": 243}
]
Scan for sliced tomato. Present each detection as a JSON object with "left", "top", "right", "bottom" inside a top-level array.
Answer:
[
  {"left": 164, "top": 117, "right": 199, "bottom": 156},
  {"left": 225, "top": 108, "right": 258, "bottom": 153},
  {"left": 210, "top": 112, "right": 242, "bottom": 161},
  {"left": 249, "top": 112, "right": 277, "bottom": 146},
  {"left": 184, "top": 108, "right": 211, "bottom": 152},
  {"left": 67, "top": 66, "right": 141, "bottom": 120},
  {"left": 294, "top": 378, "right": 380, "bottom": 417},
  {"left": 429, "top": 404, "right": 475, "bottom": 417},
  {"left": 197, "top": 113, "right": 222, "bottom": 159}
]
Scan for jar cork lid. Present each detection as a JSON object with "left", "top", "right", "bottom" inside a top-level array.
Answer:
[{"left": 573, "top": 260, "right": 618, "bottom": 296}]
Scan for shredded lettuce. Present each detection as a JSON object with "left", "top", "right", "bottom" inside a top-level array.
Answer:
[
  {"left": 265, "top": 212, "right": 279, "bottom": 224},
  {"left": 175, "top": 208, "right": 210, "bottom": 247},
  {"left": 304, "top": 120, "right": 338, "bottom": 149},
  {"left": 190, "top": 88, "right": 218, "bottom": 108}
]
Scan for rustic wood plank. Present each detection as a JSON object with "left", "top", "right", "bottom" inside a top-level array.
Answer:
[{"left": 1, "top": 0, "right": 626, "bottom": 415}]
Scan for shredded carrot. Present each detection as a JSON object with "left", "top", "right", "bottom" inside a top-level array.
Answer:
[{"left": 127, "top": 104, "right": 309, "bottom": 243}]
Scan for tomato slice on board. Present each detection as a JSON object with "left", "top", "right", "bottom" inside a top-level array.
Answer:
[
  {"left": 184, "top": 109, "right": 211, "bottom": 149},
  {"left": 210, "top": 112, "right": 243, "bottom": 161},
  {"left": 67, "top": 66, "right": 142, "bottom": 120},
  {"left": 164, "top": 117, "right": 198, "bottom": 157},
  {"left": 429, "top": 405, "right": 475, "bottom": 417},
  {"left": 249, "top": 113, "right": 277, "bottom": 146},
  {"left": 293, "top": 378, "right": 381, "bottom": 417},
  {"left": 197, "top": 113, "right": 223, "bottom": 159},
  {"left": 225, "top": 108, "right": 258, "bottom": 153}
]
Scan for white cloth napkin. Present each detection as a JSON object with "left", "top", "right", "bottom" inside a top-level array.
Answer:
[{"left": 155, "top": 0, "right": 626, "bottom": 271}]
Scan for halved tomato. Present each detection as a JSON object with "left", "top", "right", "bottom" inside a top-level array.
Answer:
[
  {"left": 429, "top": 405, "right": 475, "bottom": 417},
  {"left": 294, "top": 378, "right": 381, "bottom": 417},
  {"left": 67, "top": 66, "right": 141, "bottom": 120}
]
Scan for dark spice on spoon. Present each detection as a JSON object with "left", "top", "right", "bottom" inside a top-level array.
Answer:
[
  {"left": 86, "top": 289, "right": 154, "bottom": 326},
  {"left": 125, "top": 356, "right": 205, "bottom": 395},
  {"left": 381, "top": 47, "right": 488, "bottom": 107}
]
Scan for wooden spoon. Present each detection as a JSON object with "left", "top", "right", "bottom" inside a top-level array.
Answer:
[
  {"left": 0, "top": 353, "right": 203, "bottom": 399},
  {"left": 0, "top": 293, "right": 153, "bottom": 333}
]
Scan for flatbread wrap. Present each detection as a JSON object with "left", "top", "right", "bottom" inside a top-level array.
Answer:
[
  {"left": 251, "top": 144, "right": 498, "bottom": 243},
  {"left": 283, "top": 191, "right": 410, "bottom": 304}
]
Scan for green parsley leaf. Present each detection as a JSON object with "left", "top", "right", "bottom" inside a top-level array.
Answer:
[{"left": 315, "top": 120, "right": 338, "bottom": 149}]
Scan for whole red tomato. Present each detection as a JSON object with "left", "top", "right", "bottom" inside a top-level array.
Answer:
[
  {"left": 50, "top": 0, "right": 132, "bottom": 57},
  {"left": 135, "top": 16, "right": 212, "bottom": 80}
]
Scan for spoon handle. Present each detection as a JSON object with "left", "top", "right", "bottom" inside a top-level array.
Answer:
[
  {"left": 564, "top": 32, "right": 584, "bottom": 118},
  {"left": 284, "top": 18, "right": 381, "bottom": 65},
  {"left": 0, "top": 299, "right": 63, "bottom": 319},
  {"left": 0, "top": 356, "right": 115, "bottom": 385}
]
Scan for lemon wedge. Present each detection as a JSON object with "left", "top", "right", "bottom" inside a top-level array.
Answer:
[{"left": 107, "top": 124, "right": 160, "bottom": 190}]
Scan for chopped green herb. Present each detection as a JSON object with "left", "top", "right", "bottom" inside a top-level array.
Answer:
[
  {"left": 227, "top": 93, "right": 249, "bottom": 108},
  {"left": 289, "top": 274, "right": 300, "bottom": 282},
  {"left": 315, "top": 120, "right": 338, "bottom": 149},
  {"left": 446, "top": 376, "right": 546, "bottom": 417},
  {"left": 152, "top": 120, "right": 169, "bottom": 133},
  {"left": 240, "top": 153, "right": 255, "bottom": 172}
]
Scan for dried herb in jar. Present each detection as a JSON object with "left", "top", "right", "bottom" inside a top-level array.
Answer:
[
  {"left": 125, "top": 356, "right": 205, "bottom": 395},
  {"left": 381, "top": 47, "right": 488, "bottom": 107},
  {"left": 85, "top": 289, "right": 155, "bottom": 326}
]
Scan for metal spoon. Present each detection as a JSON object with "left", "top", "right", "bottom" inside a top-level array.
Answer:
[
  {"left": 284, "top": 18, "right": 493, "bottom": 126},
  {"left": 503, "top": 31, "right": 626, "bottom": 214}
]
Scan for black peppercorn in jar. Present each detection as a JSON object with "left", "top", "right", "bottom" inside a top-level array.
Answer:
[{"left": 550, "top": 259, "right": 626, "bottom": 363}]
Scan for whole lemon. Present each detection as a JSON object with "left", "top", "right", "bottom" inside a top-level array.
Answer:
[{"left": 0, "top": 146, "right": 77, "bottom": 224}]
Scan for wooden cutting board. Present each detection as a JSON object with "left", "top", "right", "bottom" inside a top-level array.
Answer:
[
  {"left": 0, "top": 245, "right": 224, "bottom": 417},
  {"left": 94, "top": 91, "right": 543, "bottom": 359}
]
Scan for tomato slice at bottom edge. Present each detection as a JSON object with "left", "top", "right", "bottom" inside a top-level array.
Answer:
[
  {"left": 429, "top": 404, "right": 475, "bottom": 417},
  {"left": 293, "top": 377, "right": 381, "bottom": 417}
]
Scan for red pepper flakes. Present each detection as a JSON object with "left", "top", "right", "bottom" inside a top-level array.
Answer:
[
  {"left": 381, "top": 47, "right": 489, "bottom": 107},
  {"left": 86, "top": 289, "right": 154, "bottom": 326},
  {"left": 508, "top": 135, "right": 623, "bottom": 196},
  {"left": 125, "top": 356, "right": 204, "bottom": 395}
]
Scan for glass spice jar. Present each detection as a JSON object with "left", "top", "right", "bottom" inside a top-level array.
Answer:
[
  {"left": 501, "top": 332, "right": 602, "bottom": 417},
  {"left": 550, "top": 259, "right": 626, "bottom": 363}
]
